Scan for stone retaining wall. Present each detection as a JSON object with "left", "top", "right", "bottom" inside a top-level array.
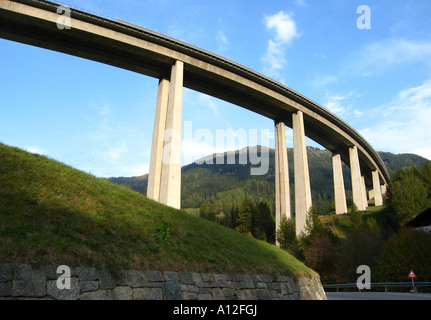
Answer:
[{"left": 0, "top": 263, "right": 326, "bottom": 300}]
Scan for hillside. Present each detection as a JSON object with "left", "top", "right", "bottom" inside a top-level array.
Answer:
[
  {"left": 109, "top": 146, "right": 430, "bottom": 214},
  {"left": 0, "top": 142, "right": 313, "bottom": 277}
]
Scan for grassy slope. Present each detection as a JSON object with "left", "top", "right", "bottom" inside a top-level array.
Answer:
[
  {"left": 319, "top": 205, "right": 388, "bottom": 237},
  {"left": 0, "top": 143, "right": 313, "bottom": 277}
]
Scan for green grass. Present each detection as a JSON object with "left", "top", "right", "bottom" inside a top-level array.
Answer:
[
  {"left": 319, "top": 205, "right": 388, "bottom": 237},
  {"left": 0, "top": 142, "right": 313, "bottom": 277}
]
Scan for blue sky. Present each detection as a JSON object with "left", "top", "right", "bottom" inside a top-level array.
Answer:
[{"left": 1, "top": 0, "right": 431, "bottom": 177}]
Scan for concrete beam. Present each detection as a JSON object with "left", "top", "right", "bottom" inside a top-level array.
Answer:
[
  {"left": 147, "top": 78, "right": 169, "bottom": 202},
  {"left": 372, "top": 170, "right": 383, "bottom": 206},
  {"left": 349, "top": 146, "right": 366, "bottom": 211},
  {"left": 159, "top": 60, "right": 184, "bottom": 209},
  {"left": 293, "top": 111, "right": 312, "bottom": 236},
  {"left": 332, "top": 154, "right": 347, "bottom": 215},
  {"left": 274, "top": 121, "right": 291, "bottom": 240}
]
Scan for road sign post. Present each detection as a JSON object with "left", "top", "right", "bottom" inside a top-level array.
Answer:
[{"left": 408, "top": 270, "right": 417, "bottom": 293}]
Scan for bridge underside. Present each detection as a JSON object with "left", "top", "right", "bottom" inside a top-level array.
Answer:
[{"left": 0, "top": 1, "right": 388, "bottom": 187}]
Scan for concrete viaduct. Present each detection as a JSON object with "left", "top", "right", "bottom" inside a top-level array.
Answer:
[{"left": 0, "top": 0, "right": 390, "bottom": 236}]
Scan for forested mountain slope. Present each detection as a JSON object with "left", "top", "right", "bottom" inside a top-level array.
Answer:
[{"left": 108, "top": 147, "right": 429, "bottom": 214}]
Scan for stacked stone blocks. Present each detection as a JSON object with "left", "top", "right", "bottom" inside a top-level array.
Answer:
[{"left": 0, "top": 263, "right": 326, "bottom": 300}]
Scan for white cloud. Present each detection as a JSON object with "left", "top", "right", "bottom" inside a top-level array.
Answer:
[
  {"left": 354, "top": 38, "right": 431, "bottom": 74},
  {"left": 312, "top": 74, "right": 337, "bottom": 88},
  {"left": 182, "top": 136, "right": 217, "bottom": 164},
  {"left": 359, "top": 79, "right": 431, "bottom": 160},
  {"left": 216, "top": 30, "right": 228, "bottom": 52},
  {"left": 25, "top": 146, "right": 48, "bottom": 156},
  {"left": 313, "top": 53, "right": 327, "bottom": 60},
  {"left": 119, "top": 163, "right": 149, "bottom": 177},
  {"left": 86, "top": 102, "right": 114, "bottom": 142},
  {"left": 262, "top": 40, "right": 286, "bottom": 73},
  {"left": 312, "top": 38, "right": 431, "bottom": 91},
  {"left": 326, "top": 96, "right": 348, "bottom": 116},
  {"left": 295, "top": 0, "right": 307, "bottom": 7},
  {"left": 106, "top": 143, "right": 128, "bottom": 163},
  {"left": 167, "top": 24, "right": 187, "bottom": 42},
  {"left": 264, "top": 11, "right": 299, "bottom": 44},
  {"left": 97, "top": 104, "right": 112, "bottom": 117},
  {"left": 198, "top": 93, "right": 220, "bottom": 116},
  {"left": 324, "top": 91, "right": 360, "bottom": 118},
  {"left": 262, "top": 11, "right": 300, "bottom": 77},
  {"left": 81, "top": 100, "right": 151, "bottom": 177}
]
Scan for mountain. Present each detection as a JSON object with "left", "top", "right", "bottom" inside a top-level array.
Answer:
[{"left": 108, "top": 147, "right": 430, "bottom": 215}]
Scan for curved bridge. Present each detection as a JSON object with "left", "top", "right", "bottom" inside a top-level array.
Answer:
[{"left": 0, "top": 0, "right": 390, "bottom": 236}]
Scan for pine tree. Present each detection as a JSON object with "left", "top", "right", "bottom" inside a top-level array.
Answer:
[{"left": 235, "top": 197, "right": 254, "bottom": 234}]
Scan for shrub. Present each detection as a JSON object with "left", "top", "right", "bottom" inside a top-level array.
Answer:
[
  {"left": 299, "top": 208, "right": 339, "bottom": 248},
  {"left": 387, "top": 166, "right": 431, "bottom": 226},
  {"left": 337, "top": 224, "right": 384, "bottom": 283},
  {"left": 378, "top": 228, "right": 431, "bottom": 282},
  {"left": 304, "top": 236, "right": 341, "bottom": 283},
  {"left": 199, "top": 200, "right": 217, "bottom": 221}
]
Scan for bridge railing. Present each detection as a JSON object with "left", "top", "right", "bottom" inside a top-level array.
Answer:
[{"left": 323, "top": 282, "right": 431, "bottom": 293}]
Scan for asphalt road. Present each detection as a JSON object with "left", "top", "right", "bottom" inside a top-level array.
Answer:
[{"left": 326, "top": 292, "right": 431, "bottom": 300}]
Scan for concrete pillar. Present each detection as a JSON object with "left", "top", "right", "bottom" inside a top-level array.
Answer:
[
  {"left": 293, "top": 111, "right": 312, "bottom": 236},
  {"left": 332, "top": 153, "right": 347, "bottom": 214},
  {"left": 369, "top": 189, "right": 374, "bottom": 201},
  {"left": 372, "top": 170, "right": 383, "bottom": 206},
  {"left": 147, "top": 78, "right": 169, "bottom": 202},
  {"left": 159, "top": 60, "right": 184, "bottom": 209},
  {"left": 349, "top": 146, "right": 366, "bottom": 211},
  {"left": 361, "top": 176, "right": 368, "bottom": 209},
  {"left": 274, "top": 121, "right": 291, "bottom": 239}
]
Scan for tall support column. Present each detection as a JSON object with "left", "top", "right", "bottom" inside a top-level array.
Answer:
[
  {"left": 372, "top": 170, "right": 383, "bottom": 206},
  {"left": 147, "top": 78, "right": 169, "bottom": 202},
  {"left": 361, "top": 176, "right": 368, "bottom": 209},
  {"left": 274, "top": 121, "right": 291, "bottom": 242},
  {"left": 159, "top": 60, "right": 184, "bottom": 209},
  {"left": 349, "top": 146, "right": 366, "bottom": 211},
  {"left": 332, "top": 153, "right": 348, "bottom": 214},
  {"left": 293, "top": 111, "right": 312, "bottom": 236}
]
